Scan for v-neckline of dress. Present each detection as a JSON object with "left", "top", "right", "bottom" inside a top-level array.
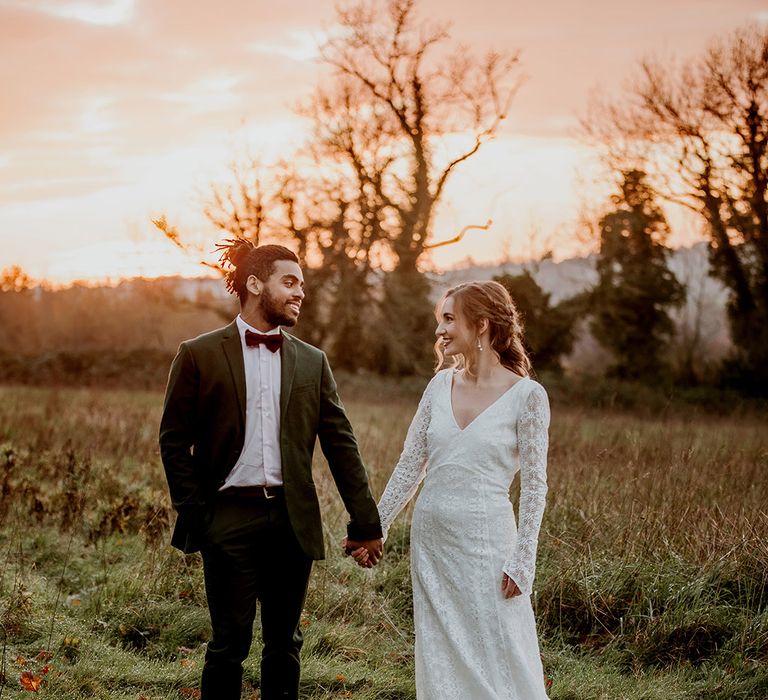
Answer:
[{"left": 448, "top": 370, "right": 529, "bottom": 433}]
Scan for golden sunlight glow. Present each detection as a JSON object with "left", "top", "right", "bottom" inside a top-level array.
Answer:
[{"left": 0, "top": 0, "right": 749, "bottom": 285}]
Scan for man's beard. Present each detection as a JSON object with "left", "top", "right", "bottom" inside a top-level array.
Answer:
[{"left": 260, "top": 287, "right": 297, "bottom": 327}]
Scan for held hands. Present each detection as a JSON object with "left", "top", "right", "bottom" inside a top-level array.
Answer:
[
  {"left": 501, "top": 573, "right": 522, "bottom": 598},
  {"left": 342, "top": 537, "right": 384, "bottom": 568}
]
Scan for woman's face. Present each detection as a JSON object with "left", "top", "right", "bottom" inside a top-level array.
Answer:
[{"left": 435, "top": 295, "right": 475, "bottom": 357}]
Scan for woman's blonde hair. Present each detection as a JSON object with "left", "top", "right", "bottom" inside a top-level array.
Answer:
[{"left": 434, "top": 280, "right": 532, "bottom": 377}]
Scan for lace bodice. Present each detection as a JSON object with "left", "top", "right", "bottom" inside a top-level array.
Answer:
[{"left": 377, "top": 369, "right": 550, "bottom": 596}]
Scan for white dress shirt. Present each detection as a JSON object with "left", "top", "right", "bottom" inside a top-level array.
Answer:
[{"left": 219, "top": 315, "right": 283, "bottom": 490}]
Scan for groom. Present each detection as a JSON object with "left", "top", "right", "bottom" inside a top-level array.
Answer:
[{"left": 159, "top": 240, "right": 383, "bottom": 700}]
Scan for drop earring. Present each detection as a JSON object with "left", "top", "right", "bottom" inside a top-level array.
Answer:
[{"left": 476, "top": 337, "right": 483, "bottom": 352}]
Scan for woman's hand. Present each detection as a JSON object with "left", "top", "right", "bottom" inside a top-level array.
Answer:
[
  {"left": 501, "top": 573, "right": 522, "bottom": 598},
  {"left": 341, "top": 536, "right": 376, "bottom": 568}
]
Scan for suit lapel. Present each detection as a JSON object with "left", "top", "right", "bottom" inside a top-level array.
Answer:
[
  {"left": 280, "top": 330, "right": 297, "bottom": 425},
  {"left": 221, "top": 320, "right": 246, "bottom": 426}
]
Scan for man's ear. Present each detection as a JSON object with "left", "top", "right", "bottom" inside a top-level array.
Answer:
[{"left": 246, "top": 274, "right": 262, "bottom": 297}]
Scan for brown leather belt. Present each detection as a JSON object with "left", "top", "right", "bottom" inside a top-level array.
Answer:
[{"left": 219, "top": 485, "right": 284, "bottom": 500}]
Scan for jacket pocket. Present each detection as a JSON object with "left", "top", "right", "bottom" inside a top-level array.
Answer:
[{"left": 291, "top": 382, "right": 315, "bottom": 395}]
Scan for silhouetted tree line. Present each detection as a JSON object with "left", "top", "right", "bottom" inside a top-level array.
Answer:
[{"left": 0, "top": 275, "right": 230, "bottom": 388}]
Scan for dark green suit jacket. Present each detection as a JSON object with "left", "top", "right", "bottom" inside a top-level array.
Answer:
[{"left": 159, "top": 320, "right": 382, "bottom": 559}]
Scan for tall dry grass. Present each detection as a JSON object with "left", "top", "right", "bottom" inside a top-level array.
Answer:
[{"left": 0, "top": 383, "right": 765, "bottom": 698}]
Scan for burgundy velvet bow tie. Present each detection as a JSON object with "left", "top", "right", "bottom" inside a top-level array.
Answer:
[{"left": 245, "top": 330, "right": 283, "bottom": 353}]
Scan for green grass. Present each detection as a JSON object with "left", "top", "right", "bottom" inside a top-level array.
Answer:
[{"left": 0, "top": 384, "right": 766, "bottom": 698}]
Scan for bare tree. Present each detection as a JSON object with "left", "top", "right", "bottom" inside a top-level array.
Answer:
[
  {"left": 586, "top": 24, "right": 768, "bottom": 389},
  {"left": 321, "top": 0, "right": 519, "bottom": 269},
  {"left": 315, "top": 0, "right": 521, "bottom": 372},
  {"left": 161, "top": 0, "right": 521, "bottom": 373},
  {"left": 205, "top": 161, "right": 272, "bottom": 246}
]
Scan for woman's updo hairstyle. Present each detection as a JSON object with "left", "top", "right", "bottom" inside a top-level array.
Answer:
[
  {"left": 435, "top": 280, "right": 532, "bottom": 377},
  {"left": 216, "top": 238, "right": 299, "bottom": 304}
]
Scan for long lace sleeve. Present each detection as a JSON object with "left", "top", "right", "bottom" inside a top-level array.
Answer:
[
  {"left": 503, "top": 383, "right": 550, "bottom": 596},
  {"left": 376, "top": 375, "right": 436, "bottom": 540}
]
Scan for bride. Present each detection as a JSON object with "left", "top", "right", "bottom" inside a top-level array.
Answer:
[{"left": 351, "top": 280, "right": 551, "bottom": 699}]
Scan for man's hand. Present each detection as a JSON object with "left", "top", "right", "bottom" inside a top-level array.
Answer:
[{"left": 342, "top": 537, "right": 384, "bottom": 568}]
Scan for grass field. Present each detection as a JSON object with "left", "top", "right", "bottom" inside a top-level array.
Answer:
[{"left": 0, "top": 382, "right": 766, "bottom": 699}]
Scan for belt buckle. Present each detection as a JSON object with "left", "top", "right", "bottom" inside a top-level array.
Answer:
[{"left": 262, "top": 486, "right": 276, "bottom": 500}]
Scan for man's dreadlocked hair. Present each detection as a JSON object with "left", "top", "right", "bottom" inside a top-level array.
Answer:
[{"left": 216, "top": 238, "right": 299, "bottom": 304}]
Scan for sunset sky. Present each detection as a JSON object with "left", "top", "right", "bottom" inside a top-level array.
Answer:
[{"left": 1, "top": 0, "right": 765, "bottom": 284}]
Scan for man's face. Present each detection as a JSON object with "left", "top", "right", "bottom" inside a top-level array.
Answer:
[{"left": 257, "top": 260, "right": 305, "bottom": 327}]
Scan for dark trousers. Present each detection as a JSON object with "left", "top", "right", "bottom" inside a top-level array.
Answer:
[{"left": 200, "top": 492, "right": 313, "bottom": 700}]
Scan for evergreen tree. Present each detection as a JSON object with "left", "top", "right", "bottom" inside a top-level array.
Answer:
[
  {"left": 494, "top": 270, "right": 576, "bottom": 374},
  {"left": 591, "top": 170, "right": 685, "bottom": 378}
]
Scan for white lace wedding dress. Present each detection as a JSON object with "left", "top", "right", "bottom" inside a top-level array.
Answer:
[{"left": 378, "top": 369, "right": 550, "bottom": 699}]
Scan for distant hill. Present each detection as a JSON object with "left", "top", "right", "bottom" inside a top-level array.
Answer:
[
  {"left": 122, "top": 241, "right": 725, "bottom": 314},
  {"left": 433, "top": 242, "right": 722, "bottom": 302}
]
